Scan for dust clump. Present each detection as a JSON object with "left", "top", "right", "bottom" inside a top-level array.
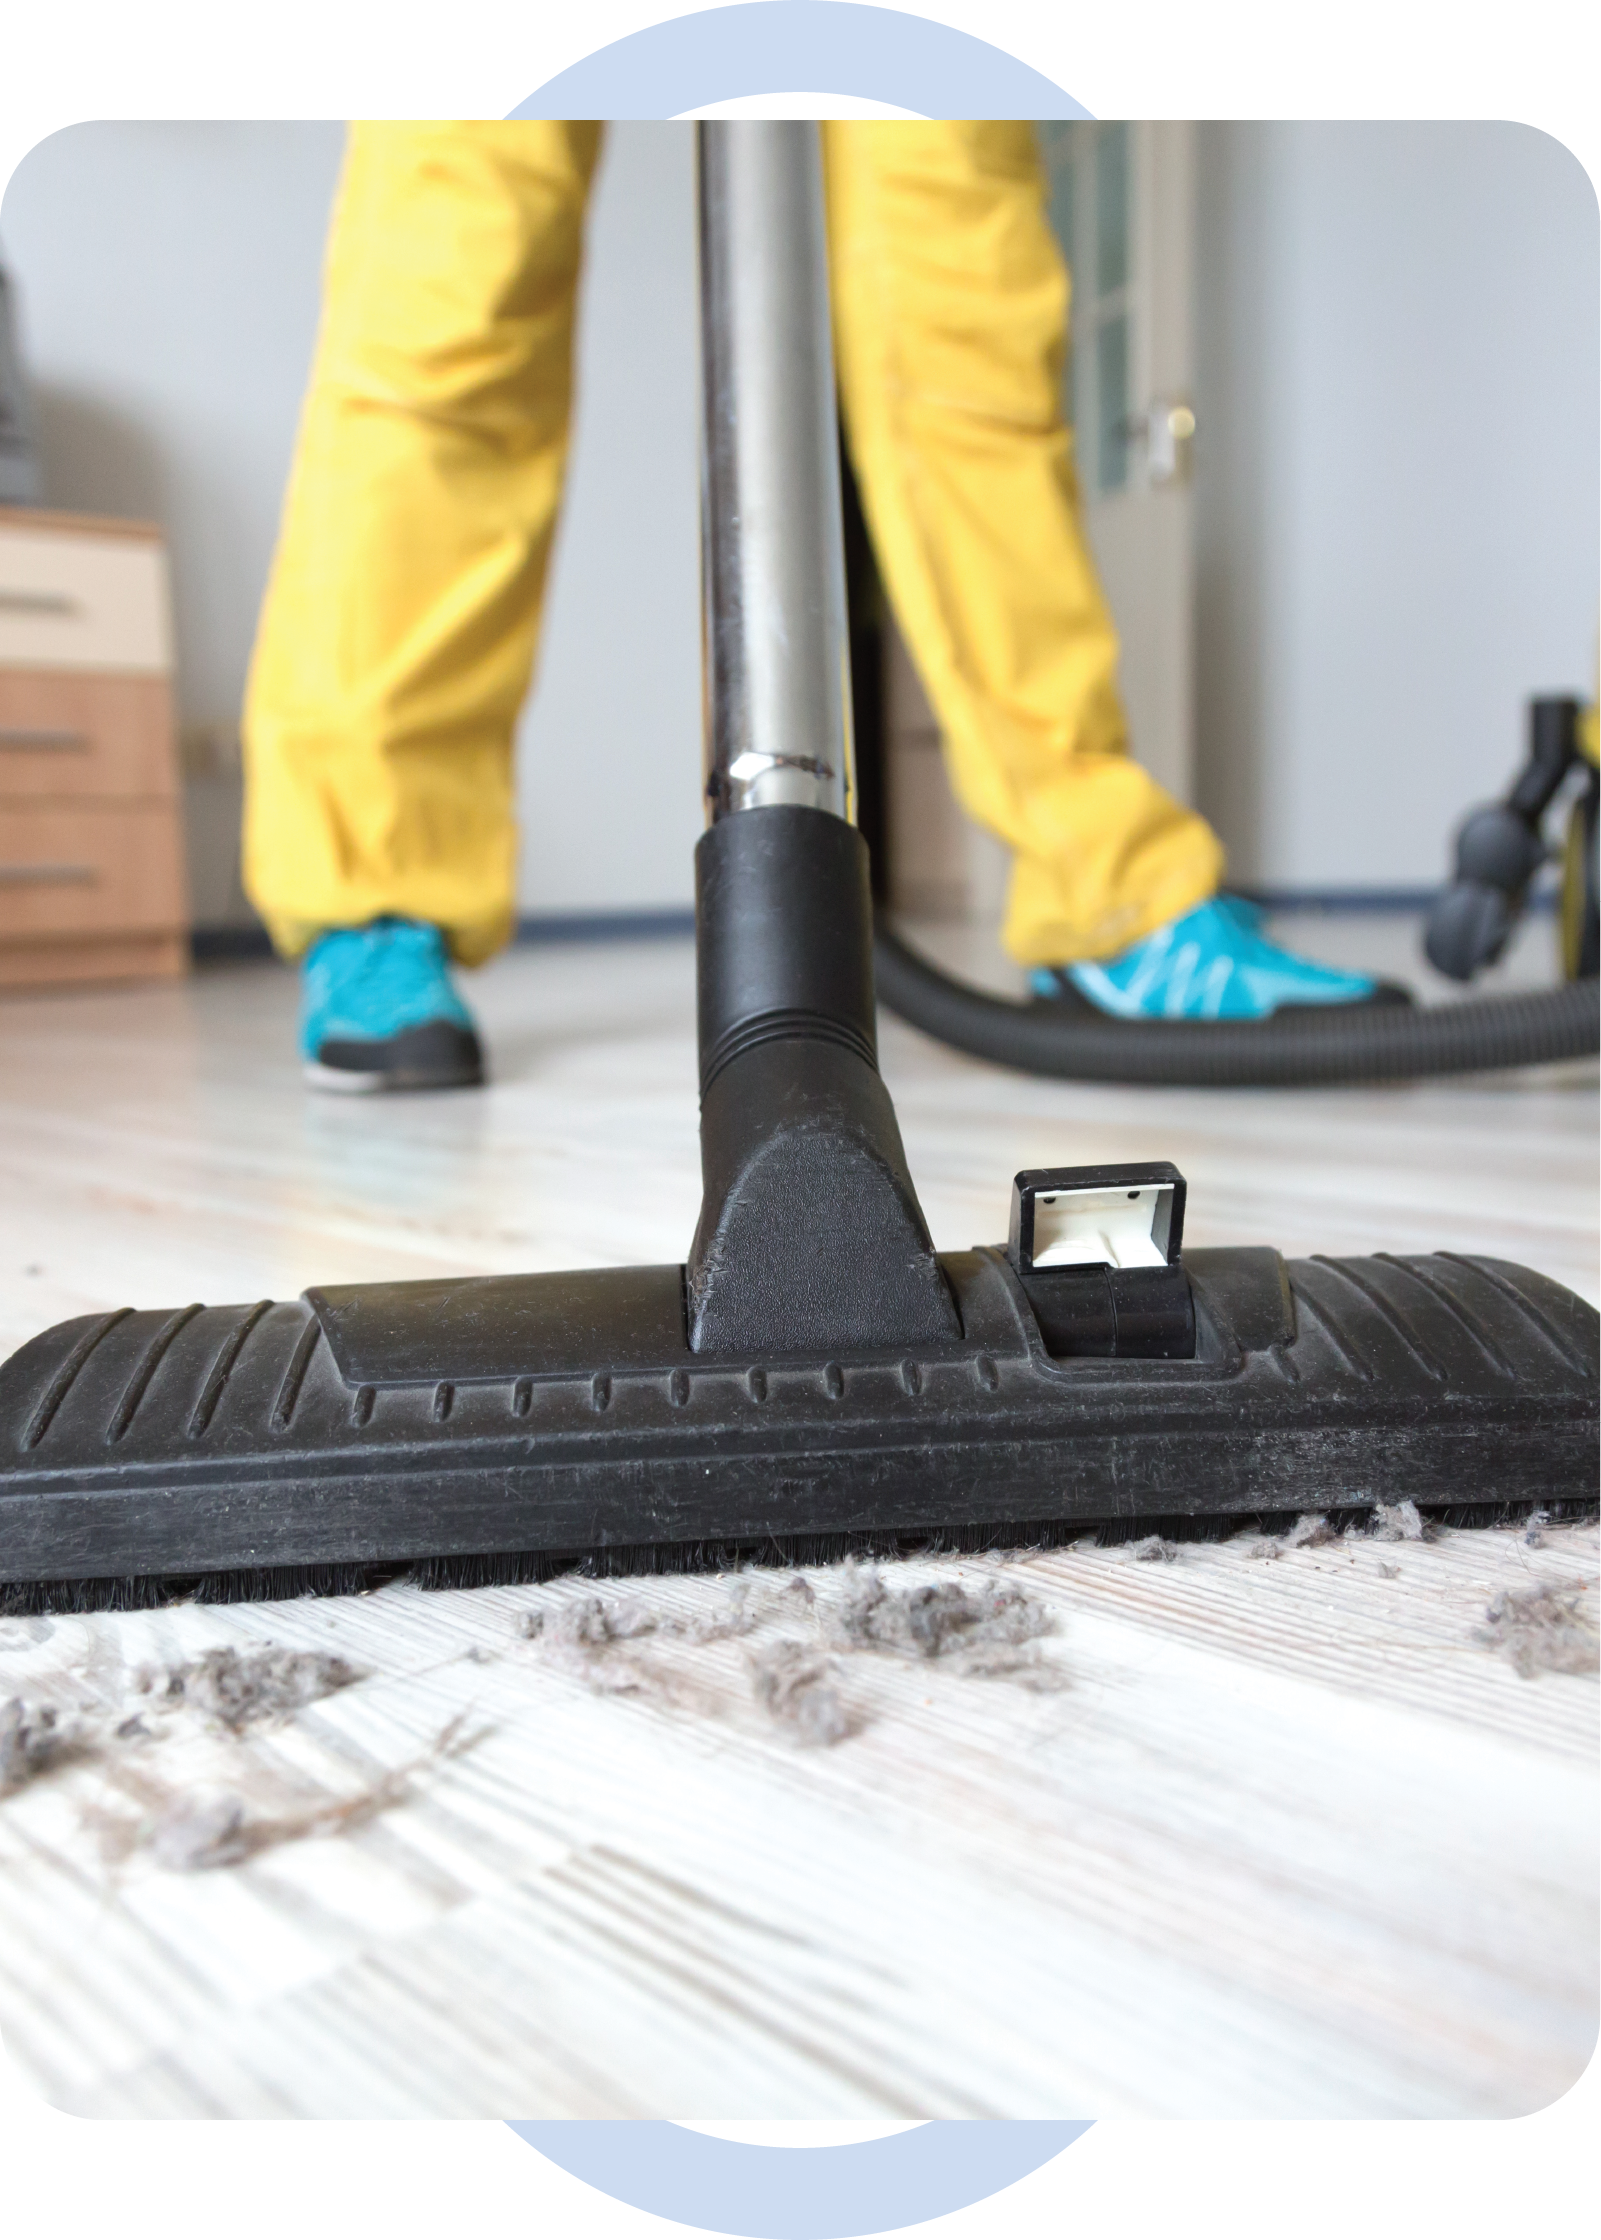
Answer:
[
  {"left": 520, "top": 1580, "right": 776, "bottom": 1653},
  {"left": 147, "top": 1794, "right": 258, "bottom": 1872},
  {"left": 519, "top": 1564, "right": 1068, "bottom": 1738},
  {"left": 667, "top": 1576, "right": 779, "bottom": 1648},
  {"left": 1, "top": 1642, "right": 369, "bottom": 1805},
  {"left": 747, "top": 1641, "right": 853, "bottom": 1746},
  {"left": 1368, "top": 1501, "right": 1425, "bottom": 1543},
  {"left": 0, "top": 1698, "right": 90, "bottom": 1794},
  {"left": 828, "top": 1565, "right": 1064, "bottom": 1689},
  {"left": 521, "top": 1596, "right": 656, "bottom": 1650},
  {"left": 1523, "top": 1509, "right": 1550, "bottom": 1549},
  {"left": 522, "top": 1594, "right": 727, "bottom": 1712},
  {"left": 4, "top": 1634, "right": 470, "bottom": 1876},
  {"left": 1284, "top": 1514, "right": 1338, "bottom": 1550},
  {"left": 833, "top": 1566, "right": 1054, "bottom": 1661},
  {"left": 1377, "top": 1560, "right": 1401, "bottom": 1580},
  {"left": 1474, "top": 1583, "right": 1599, "bottom": 1680},
  {"left": 1130, "top": 1537, "right": 1178, "bottom": 1564},
  {"left": 1246, "top": 1515, "right": 1326, "bottom": 1557},
  {"left": 1250, "top": 1506, "right": 1431, "bottom": 1561},
  {"left": 101, "top": 1714, "right": 477, "bottom": 1872},
  {"left": 137, "top": 1646, "right": 365, "bottom": 1731}
]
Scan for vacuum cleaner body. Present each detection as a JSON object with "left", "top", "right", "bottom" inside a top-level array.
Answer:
[
  {"left": 1426, "top": 694, "right": 1600, "bottom": 988},
  {"left": 1, "top": 123, "right": 1595, "bottom": 1609}
]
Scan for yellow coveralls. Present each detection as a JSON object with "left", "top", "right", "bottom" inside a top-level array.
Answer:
[{"left": 243, "top": 121, "right": 1223, "bottom": 969}]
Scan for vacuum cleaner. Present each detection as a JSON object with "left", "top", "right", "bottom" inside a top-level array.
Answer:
[
  {"left": 0, "top": 124, "right": 1595, "bottom": 1613},
  {"left": 1425, "top": 694, "right": 1599, "bottom": 989}
]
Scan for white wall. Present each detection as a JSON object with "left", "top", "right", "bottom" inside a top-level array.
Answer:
[
  {"left": 1, "top": 126, "right": 347, "bottom": 745},
  {"left": 513, "top": 123, "right": 702, "bottom": 919},
  {"left": 1194, "top": 122, "right": 1599, "bottom": 891},
  {"left": 0, "top": 121, "right": 703, "bottom": 927}
]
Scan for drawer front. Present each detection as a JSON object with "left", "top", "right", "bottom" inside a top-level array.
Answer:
[
  {"left": 0, "top": 671, "right": 177, "bottom": 799},
  {"left": 0, "top": 802, "right": 188, "bottom": 939},
  {"left": 0, "top": 527, "right": 172, "bottom": 674},
  {"left": 0, "top": 931, "right": 187, "bottom": 989}
]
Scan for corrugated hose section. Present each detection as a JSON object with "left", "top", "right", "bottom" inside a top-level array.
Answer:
[{"left": 872, "top": 929, "right": 1601, "bottom": 1087}]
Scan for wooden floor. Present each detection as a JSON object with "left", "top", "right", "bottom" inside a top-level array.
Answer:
[{"left": 0, "top": 919, "right": 1596, "bottom": 2118}]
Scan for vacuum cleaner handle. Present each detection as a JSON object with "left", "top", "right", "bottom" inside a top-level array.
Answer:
[{"left": 1506, "top": 696, "right": 1581, "bottom": 823}]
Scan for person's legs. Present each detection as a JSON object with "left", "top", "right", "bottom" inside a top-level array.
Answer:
[
  {"left": 824, "top": 120, "right": 1218, "bottom": 966},
  {"left": 242, "top": 120, "right": 603, "bottom": 1080},
  {"left": 824, "top": 121, "right": 1393, "bottom": 1017}
]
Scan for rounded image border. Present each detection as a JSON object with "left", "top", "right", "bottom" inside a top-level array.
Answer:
[
  {"left": 507, "top": 2120, "right": 1094, "bottom": 2237},
  {"left": 509, "top": 2, "right": 1089, "bottom": 120}
]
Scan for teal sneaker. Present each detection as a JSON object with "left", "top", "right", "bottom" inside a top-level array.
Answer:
[
  {"left": 300, "top": 918, "right": 485, "bottom": 1091},
  {"left": 1031, "top": 897, "right": 1411, "bottom": 1021}
]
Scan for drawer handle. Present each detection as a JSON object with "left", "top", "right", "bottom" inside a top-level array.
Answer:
[
  {"left": 0, "top": 590, "right": 80, "bottom": 617},
  {"left": 0, "top": 863, "right": 99, "bottom": 887},
  {"left": 0, "top": 728, "right": 91, "bottom": 752}
]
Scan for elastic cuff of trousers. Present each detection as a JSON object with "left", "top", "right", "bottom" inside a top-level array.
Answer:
[
  {"left": 259, "top": 907, "right": 513, "bottom": 968},
  {"left": 1001, "top": 862, "right": 1223, "bottom": 969}
]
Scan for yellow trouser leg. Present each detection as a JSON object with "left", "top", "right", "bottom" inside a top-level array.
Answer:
[
  {"left": 823, "top": 121, "right": 1223, "bottom": 965},
  {"left": 242, "top": 120, "right": 602, "bottom": 965}
]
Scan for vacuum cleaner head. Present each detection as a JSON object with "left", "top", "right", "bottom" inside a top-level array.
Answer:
[{"left": 2, "top": 1173, "right": 1595, "bottom": 1613}]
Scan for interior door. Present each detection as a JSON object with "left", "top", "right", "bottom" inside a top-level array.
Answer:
[
  {"left": 1039, "top": 119, "right": 1197, "bottom": 809},
  {"left": 885, "top": 121, "right": 1199, "bottom": 934}
]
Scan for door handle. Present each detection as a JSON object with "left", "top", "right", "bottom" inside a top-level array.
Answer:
[{"left": 1118, "top": 399, "right": 1196, "bottom": 486}]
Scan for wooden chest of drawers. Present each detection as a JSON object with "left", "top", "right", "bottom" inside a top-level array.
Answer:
[{"left": 0, "top": 506, "right": 189, "bottom": 988}]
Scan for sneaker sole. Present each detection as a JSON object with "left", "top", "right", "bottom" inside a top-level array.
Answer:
[
  {"left": 305, "top": 1019, "right": 486, "bottom": 1093},
  {"left": 1032, "top": 973, "right": 1414, "bottom": 1021},
  {"left": 303, "top": 1061, "right": 486, "bottom": 1094}
]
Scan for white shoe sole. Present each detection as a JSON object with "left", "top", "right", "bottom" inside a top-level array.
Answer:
[
  {"left": 303, "top": 1060, "right": 484, "bottom": 1094},
  {"left": 303, "top": 1062, "right": 390, "bottom": 1094}
]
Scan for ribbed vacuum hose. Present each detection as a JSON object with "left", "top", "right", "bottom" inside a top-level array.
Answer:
[{"left": 873, "top": 926, "right": 1601, "bottom": 1086}]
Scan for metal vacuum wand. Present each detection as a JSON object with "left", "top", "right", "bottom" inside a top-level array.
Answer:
[
  {"left": 686, "top": 119, "right": 957, "bottom": 1356},
  {"left": 698, "top": 121, "right": 855, "bottom": 824}
]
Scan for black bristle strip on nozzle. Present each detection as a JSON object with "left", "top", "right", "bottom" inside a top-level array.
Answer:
[
  {"left": 5, "top": 1497, "right": 1591, "bottom": 1618},
  {"left": 189, "top": 1563, "right": 386, "bottom": 1605},
  {"left": 405, "top": 1548, "right": 581, "bottom": 1593},
  {"left": 0, "top": 1533, "right": 980, "bottom": 1613},
  {"left": 0, "top": 1563, "right": 403, "bottom": 1618},
  {"left": 1426, "top": 1495, "right": 1597, "bottom": 1533}
]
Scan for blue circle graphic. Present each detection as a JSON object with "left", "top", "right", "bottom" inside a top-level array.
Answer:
[
  {"left": 506, "top": 2121, "right": 1092, "bottom": 2238},
  {"left": 508, "top": 3, "right": 1090, "bottom": 121}
]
